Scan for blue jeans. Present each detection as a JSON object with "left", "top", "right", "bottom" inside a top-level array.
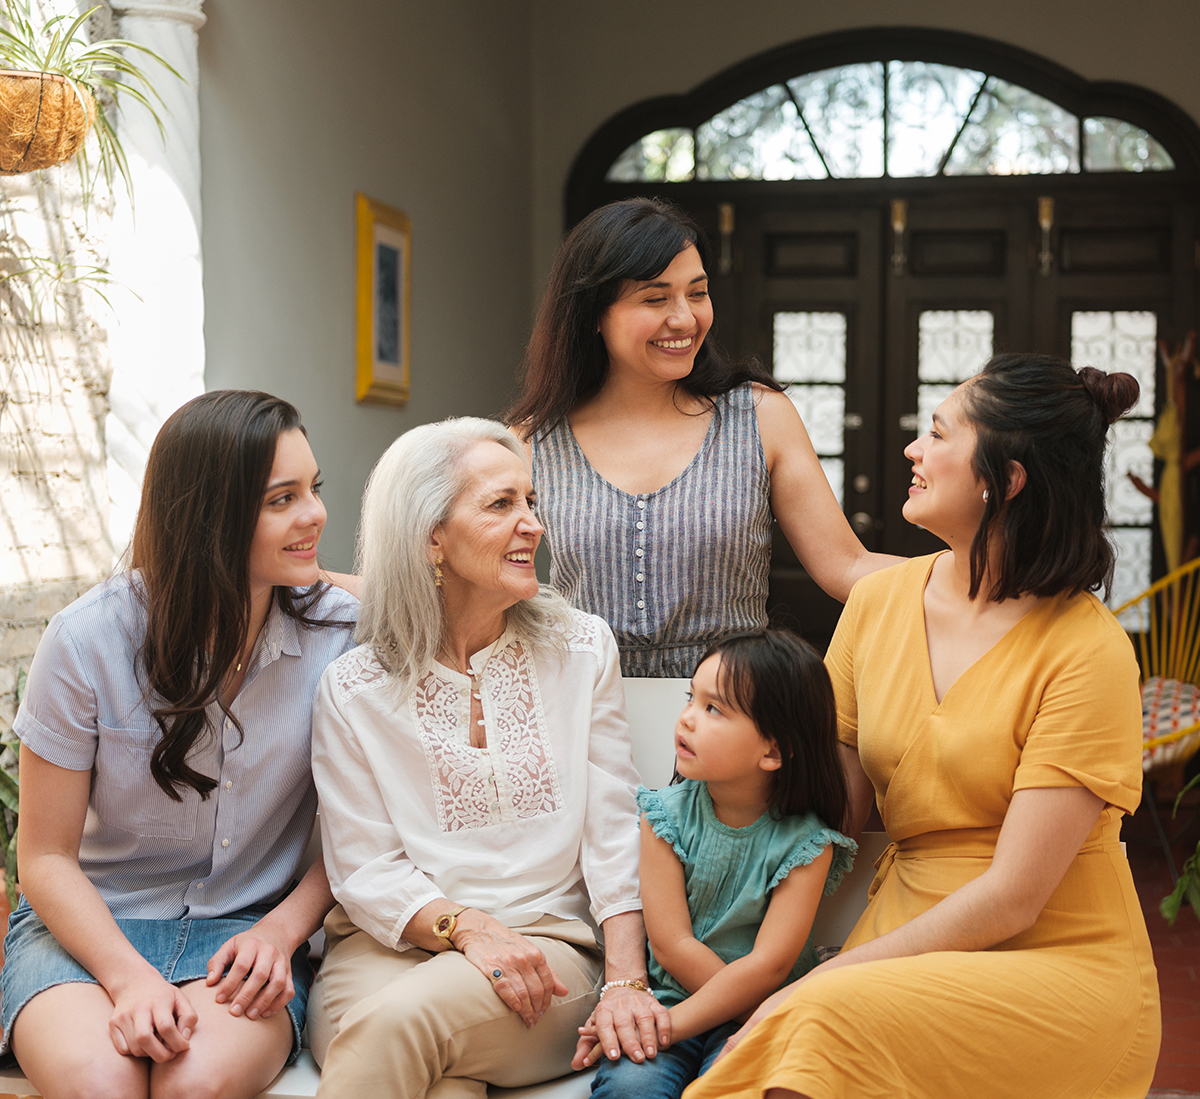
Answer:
[{"left": 589, "top": 1022, "right": 738, "bottom": 1099}]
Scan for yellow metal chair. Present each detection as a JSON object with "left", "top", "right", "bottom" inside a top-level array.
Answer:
[{"left": 1112, "top": 556, "right": 1200, "bottom": 879}]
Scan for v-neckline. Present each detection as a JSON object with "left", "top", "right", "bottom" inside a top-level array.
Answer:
[
  {"left": 561, "top": 403, "right": 721, "bottom": 501},
  {"left": 919, "top": 552, "right": 1046, "bottom": 708}
]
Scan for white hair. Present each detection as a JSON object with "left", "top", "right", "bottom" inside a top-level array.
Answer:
[{"left": 354, "top": 416, "right": 573, "bottom": 699}]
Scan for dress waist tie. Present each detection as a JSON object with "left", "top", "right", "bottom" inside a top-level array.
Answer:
[{"left": 868, "top": 824, "right": 1122, "bottom": 900}]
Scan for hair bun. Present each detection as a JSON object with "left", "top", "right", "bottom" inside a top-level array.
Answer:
[{"left": 1078, "top": 366, "right": 1139, "bottom": 424}]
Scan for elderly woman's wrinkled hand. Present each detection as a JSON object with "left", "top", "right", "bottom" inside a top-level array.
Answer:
[
  {"left": 456, "top": 917, "right": 568, "bottom": 1027},
  {"left": 571, "top": 984, "right": 671, "bottom": 1069}
]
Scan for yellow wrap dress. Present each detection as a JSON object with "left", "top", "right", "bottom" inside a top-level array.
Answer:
[{"left": 683, "top": 554, "right": 1161, "bottom": 1099}]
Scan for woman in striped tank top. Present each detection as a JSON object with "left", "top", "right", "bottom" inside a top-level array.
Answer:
[{"left": 507, "top": 198, "right": 899, "bottom": 678}]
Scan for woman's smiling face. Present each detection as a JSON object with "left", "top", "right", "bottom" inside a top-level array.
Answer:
[
  {"left": 431, "top": 441, "right": 543, "bottom": 613},
  {"left": 902, "top": 383, "right": 987, "bottom": 543},
  {"left": 248, "top": 428, "right": 326, "bottom": 595},
  {"left": 597, "top": 245, "right": 713, "bottom": 387}
]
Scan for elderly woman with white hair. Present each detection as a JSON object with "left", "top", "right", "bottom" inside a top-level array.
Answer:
[{"left": 307, "top": 417, "right": 666, "bottom": 1099}]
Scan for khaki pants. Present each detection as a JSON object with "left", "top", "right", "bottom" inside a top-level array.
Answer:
[{"left": 309, "top": 905, "right": 603, "bottom": 1099}]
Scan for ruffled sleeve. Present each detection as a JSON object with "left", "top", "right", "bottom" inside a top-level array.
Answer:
[
  {"left": 636, "top": 785, "right": 689, "bottom": 862},
  {"left": 767, "top": 819, "right": 858, "bottom": 896}
]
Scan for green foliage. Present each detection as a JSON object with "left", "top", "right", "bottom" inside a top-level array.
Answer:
[
  {"left": 1160, "top": 771, "right": 1200, "bottom": 926},
  {"left": 0, "top": 0, "right": 183, "bottom": 199}
]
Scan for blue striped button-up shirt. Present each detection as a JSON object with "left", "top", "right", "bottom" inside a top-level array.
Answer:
[{"left": 14, "top": 573, "right": 357, "bottom": 919}]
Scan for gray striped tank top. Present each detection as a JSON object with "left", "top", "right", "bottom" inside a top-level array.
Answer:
[{"left": 532, "top": 383, "right": 772, "bottom": 678}]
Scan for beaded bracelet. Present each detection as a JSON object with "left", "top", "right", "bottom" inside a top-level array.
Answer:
[{"left": 598, "top": 978, "right": 651, "bottom": 999}]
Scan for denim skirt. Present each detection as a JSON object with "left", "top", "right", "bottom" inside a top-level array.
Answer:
[{"left": 0, "top": 898, "right": 313, "bottom": 1063}]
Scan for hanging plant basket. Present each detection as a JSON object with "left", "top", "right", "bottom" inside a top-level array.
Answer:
[{"left": 0, "top": 68, "right": 94, "bottom": 175}]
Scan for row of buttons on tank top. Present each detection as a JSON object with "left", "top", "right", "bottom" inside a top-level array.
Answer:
[{"left": 635, "top": 497, "right": 646, "bottom": 609}]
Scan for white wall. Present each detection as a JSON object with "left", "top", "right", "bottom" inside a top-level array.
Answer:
[
  {"left": 199, "top": 0, "right": 533, "bottom": 571},
  {"left": 529, "top": 0, "right": 1200, "bottom": 290}
]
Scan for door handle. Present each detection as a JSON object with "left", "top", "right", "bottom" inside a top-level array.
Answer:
[
  {"left": 899, "top": 413, "right": 919, "bottom": 432},
  {"left": 851, "top": 511, "right": 873, "bottom": 535}
]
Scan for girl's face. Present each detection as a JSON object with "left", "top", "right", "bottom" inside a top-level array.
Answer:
[
  {"left": 597, "top": 245, "right": 713, "bottom": 387},
  {"left": 674, "top": 654, "right": 780, "bottom": 785},
  {"left": 248, "top": 428, "right": 326, "bottom": 595},
  {"left": 902, "top": 383, "right": 987, "bottom": 544}
]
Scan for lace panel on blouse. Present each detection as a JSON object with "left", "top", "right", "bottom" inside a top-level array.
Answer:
[
  {"left": 333, "top": 646, "right": 390, "bottom": 704},
  {"left": 411, "top": 639, "right": 564, "bottom": 833}
]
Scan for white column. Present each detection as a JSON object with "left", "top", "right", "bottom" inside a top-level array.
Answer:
[{"left": 105, "top": 0, "right": 206, "bottom": 555}]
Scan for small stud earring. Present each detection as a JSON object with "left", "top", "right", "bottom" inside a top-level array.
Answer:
[
  {"left": 982, "top": 489, "right": 990, "bottom": 502},
  {"left": 434, "top": 557, "right": 444, "bottom": 588}
]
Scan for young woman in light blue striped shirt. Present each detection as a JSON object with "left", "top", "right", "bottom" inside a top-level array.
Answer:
[{"left": 4, "top": 391, "right": 356, "bottom": 1099}]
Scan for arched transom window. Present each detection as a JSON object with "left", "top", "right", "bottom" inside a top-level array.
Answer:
[{"left": 608, "top": 62, "right": 1174, "bottom": 183}]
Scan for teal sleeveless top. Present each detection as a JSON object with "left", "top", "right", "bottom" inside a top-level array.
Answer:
[{"left": 636, "top": 781, "right": 856, "bottom": 1008}]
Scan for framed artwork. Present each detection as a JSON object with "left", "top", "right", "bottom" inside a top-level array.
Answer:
[{"left": 355, "top": 192, "right": 411, "bottom": 406}]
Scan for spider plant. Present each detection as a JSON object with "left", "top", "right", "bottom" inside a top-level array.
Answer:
[{"left": 0, "top": 0, "right": 183, "bottom": 199}]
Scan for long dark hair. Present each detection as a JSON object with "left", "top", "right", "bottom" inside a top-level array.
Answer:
[
  {"left": 131, "top": 390, "right": 336, "bottom": 800},
  {"left": 961, "top": 354, "right": 1140, "bottom": 602},
  {"left": 694, "top": 629, "right": 848, "bottom": 828},
  {"left": 506, "top": 197, "right": 780, "bottom": 437}
]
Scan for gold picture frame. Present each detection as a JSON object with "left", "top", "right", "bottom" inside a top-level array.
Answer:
[{"left": 355, "top": 192, "right": 411, "bottom": 406}]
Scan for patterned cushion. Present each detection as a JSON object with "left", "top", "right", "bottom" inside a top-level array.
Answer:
[{"left": 1142, "top": 676, "right": 1200, "bottom": 769}]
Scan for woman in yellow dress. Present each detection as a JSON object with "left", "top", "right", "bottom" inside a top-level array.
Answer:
[{"left": 683, "top": 353, "right": 1161, "bottom": 1099}]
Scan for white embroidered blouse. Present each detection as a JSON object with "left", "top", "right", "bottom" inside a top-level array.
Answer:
[{"left": 311, "top": 608, "right": 643, "bottom": 950}]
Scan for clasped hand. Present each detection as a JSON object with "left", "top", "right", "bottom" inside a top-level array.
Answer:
[
  {"left": 572, "top": 984, "right": 672, "bottom": 1070},
  {"left": 107, "top": 921, "right": 295, "bottom": 1061}
]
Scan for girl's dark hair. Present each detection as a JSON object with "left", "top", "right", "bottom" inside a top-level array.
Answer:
[
  {"left": 961, "top": 353, "right": 1140, "bottom": 602},
  {"left": 695, "top": 629, "right": 848, "bottom": 828},
  {"left": 506, "top": 197, "right": 780, "bottom": 437},
  {"left": 131, "top": 390, "right": 337, "bottom": 800}
]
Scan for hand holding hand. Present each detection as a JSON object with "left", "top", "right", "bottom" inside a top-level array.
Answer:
[
  {"left": 455, "top": 916, "right": 568, "bottom": 1027},
  {"left": 108, "top": 971, "right": 198, "bottom": 1062},
  {"left": 205, "top": 920, "right": 296, "bottom": 1021},
  {"left": 572, "top": 984, "right": 670, "bottom": 1069}
]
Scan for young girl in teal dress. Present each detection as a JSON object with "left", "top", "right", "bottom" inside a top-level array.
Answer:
[{"left": 576, "top": 628, "right": 856, "bottom": 1099}]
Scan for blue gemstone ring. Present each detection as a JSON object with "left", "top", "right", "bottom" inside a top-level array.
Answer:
[{"left": 491, "top": 968, "right": 503, "bottom": 981}]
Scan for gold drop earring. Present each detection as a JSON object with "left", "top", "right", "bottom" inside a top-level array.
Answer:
[{"left": 434, "top": 556, "right": 444, "bottom": 588}]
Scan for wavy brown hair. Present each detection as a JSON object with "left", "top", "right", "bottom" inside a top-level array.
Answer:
[
  {"left": 506, "top": 197, "right": 780, "bottom": 438},
  {"left": 131, "top": 390, "right": 339, "bottom": 800}
]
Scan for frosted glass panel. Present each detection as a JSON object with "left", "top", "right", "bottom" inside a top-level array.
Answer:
[
  {"left": 918, "top": 311, "right": 994, "bottom": 383},
  {"left": 606, "top": 129, "right": 694, "bottom": 182},
  {"left": 1070, "top": 311, "right": 1157, "bottom": 418},
  {"left": 1084, "top": 117, "right": 1174, "bottom": 173},
  {"left": 787, "top": 386, "right": 844, "bottom": 454},
  {"left": 1106, "top": 419, "right": 1154, "bottom": 527},
  {"left": 1110, "top": 528, "right": 1152, "bottom": 615},
  {"left": 773, "top": 312, "right": 847, "bottom": 383},
  {"left": 887, "top": 61, "right": 986, "bottom": 177}
]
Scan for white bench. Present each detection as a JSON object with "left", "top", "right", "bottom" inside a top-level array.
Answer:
[{"left": 0, "top": 678, "right": 887, "bottom": 1099}]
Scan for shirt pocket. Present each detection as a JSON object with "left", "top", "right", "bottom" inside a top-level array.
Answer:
[{"left": 92, "top": 721, "right": 202, "bottom": 840}]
